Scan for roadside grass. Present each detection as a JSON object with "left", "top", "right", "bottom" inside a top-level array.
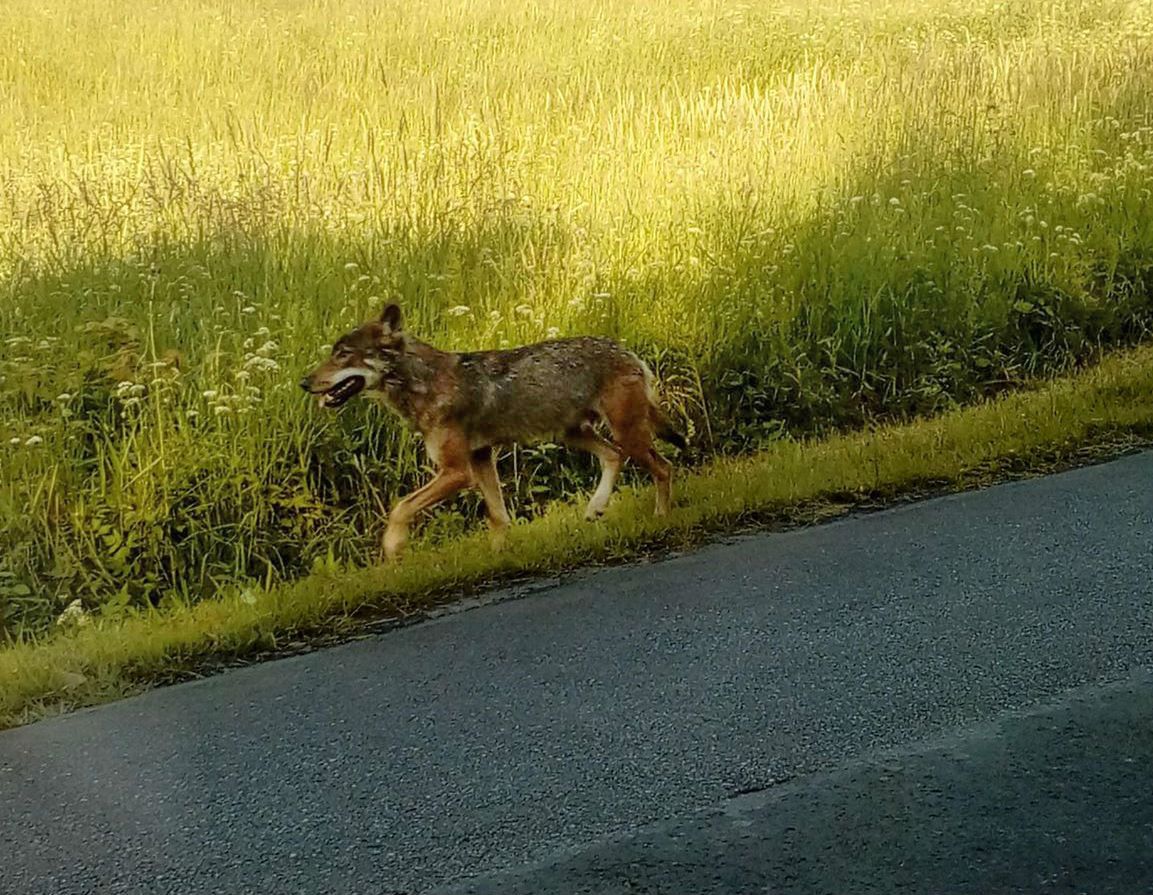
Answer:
[{"left": 2, "top": 343, "right": 1152, "bottom": 730}]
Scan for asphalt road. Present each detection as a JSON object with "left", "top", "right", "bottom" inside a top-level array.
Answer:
[{"left": 2, "top": 452, "right": 1152, "bottom": 895}]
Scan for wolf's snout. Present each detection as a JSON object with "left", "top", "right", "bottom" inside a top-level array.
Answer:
[{"left": 299, "top": 376, "right": 313, "bottom": 392}]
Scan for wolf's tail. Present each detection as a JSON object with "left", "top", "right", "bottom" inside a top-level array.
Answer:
[
  {"left": 651, "top": 407, "right": 688, "bottom": 450},
  {"left": 641, "top": 361, "right": 688, "bottom": 450}
]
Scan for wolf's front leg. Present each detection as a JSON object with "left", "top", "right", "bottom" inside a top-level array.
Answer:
[
  {"left": 383, "top": 466, "right": 471, "bottom": 560},
  {"left": 470, "top": 446, "right": 511, "bottom": 550}
]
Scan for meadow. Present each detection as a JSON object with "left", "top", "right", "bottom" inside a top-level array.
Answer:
[{"left": 2, "top": 0, "right": 1153, "bottom": 638}]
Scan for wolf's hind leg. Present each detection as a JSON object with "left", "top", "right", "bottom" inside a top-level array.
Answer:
[
  {"left": 600, "top": 379, "right": 673, "bottom": 516},
  {"left": 563, "top": 424, "right": 623, "bottom": 520},
  {"left": 635, "top": 447, "right": 672, "bottom": 516}
]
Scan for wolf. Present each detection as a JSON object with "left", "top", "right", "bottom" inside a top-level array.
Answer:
[{"left": 301, "top": 304, "right": 685, "bottom": 559}]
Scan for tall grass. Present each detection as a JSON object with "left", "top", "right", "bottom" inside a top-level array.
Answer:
[{"left": 2, "top": 0, "right": 1153, "bottom": 635}]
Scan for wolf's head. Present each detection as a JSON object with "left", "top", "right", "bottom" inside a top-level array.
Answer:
[{"left": 300, "top": 303, "right": 406, "bottom": 409}]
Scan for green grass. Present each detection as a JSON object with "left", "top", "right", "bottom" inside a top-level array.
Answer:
[
  {"left": 3, "top": 343, "right": 1153, "bottom": 730},
  {"left": 2, "top": 0, "right": 1153, "bottom": 637}
]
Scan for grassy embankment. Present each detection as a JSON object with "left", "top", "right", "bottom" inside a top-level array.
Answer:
[{"left": 3, "top": 342, "right": 1153, "bottom": 729}]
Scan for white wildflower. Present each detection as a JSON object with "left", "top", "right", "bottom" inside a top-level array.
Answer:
[
  {"left": 56, "top": 599, "right": 90, "bottom": 629},
  {"left": 446, "top": 305, "right": 472, "bottom": 317},
  {"left": 243, "top": 356, "right": 280, "bottom": 374}
]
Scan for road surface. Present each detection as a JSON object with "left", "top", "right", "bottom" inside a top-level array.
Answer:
[{"left": 2, "top": 452, "right": 1152, "bottom": 894}]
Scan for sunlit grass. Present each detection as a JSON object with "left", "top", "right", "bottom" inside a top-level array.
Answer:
[{"left": 2, "top": 0, "right": 1153, "bottom": 635}]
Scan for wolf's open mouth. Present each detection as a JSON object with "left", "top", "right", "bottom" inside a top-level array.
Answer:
[{"left": 321, "top": 375, "right": 366, "bottom": 409}]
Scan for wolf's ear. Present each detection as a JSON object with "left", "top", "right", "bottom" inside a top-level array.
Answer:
[{"left": 379, "top": 303, "right": 404, "bottom": 335}]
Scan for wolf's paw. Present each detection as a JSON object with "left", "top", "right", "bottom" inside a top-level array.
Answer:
[{"left": 382, "top": 528, "right": 408, "bottom": 561}]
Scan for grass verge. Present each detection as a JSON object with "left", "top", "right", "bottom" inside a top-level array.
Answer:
[{"left": 3, "top": 343, "right": 1153, "bottom": 730}]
